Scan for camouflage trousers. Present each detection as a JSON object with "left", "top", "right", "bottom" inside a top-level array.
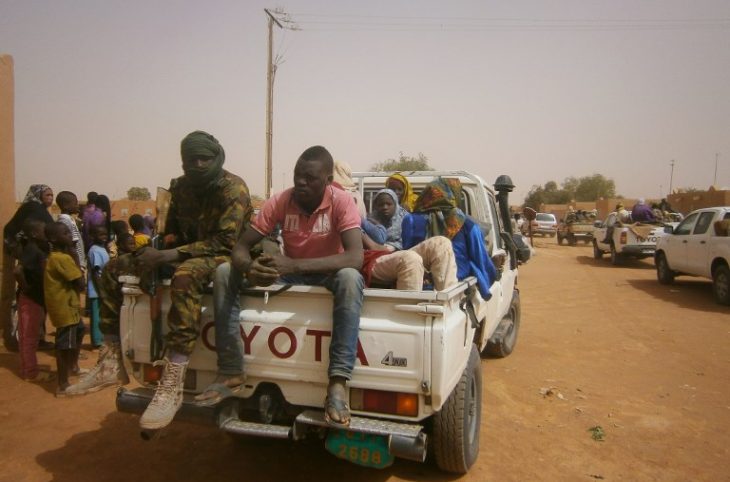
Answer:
[{"left": 98, "top": 254, "right": 230, "bottom": 355}]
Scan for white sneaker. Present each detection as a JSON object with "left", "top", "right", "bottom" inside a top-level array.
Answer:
[
  {"left": 139, "top": 358, "right": 188, "bottom": 430},
  {"left": 65, "top": 343, "right": 128, "bottom": 396}
]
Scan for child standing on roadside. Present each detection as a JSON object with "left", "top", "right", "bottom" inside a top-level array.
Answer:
[
  {"left": 55, "top": 191, "right": 86, "bottom": 272},
  {"left": 14, "top": 219, "right": 53, "bottom": 382},
  {"left": 44, "top": 222, "right": 86, "bottom": 396},
  {"left": 116, "top": 232, "right": 136, "bottom": 255},
  {"left": 128, "top": 214, "right": 150, "bottom": 249},
  {"left": 87, "top": 225, "right": 110, "bottom": 349}
]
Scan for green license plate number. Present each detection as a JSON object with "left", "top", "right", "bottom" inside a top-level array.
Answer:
[{"left": 325, "top": 429, "right": 394, "bottom": 469}]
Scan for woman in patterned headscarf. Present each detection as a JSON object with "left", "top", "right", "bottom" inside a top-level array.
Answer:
[
  {"left": 403, "top": 177, "right": 497, "bottom": 300},
  {"left": 2, "top": 184, "right": 54, "bottom": 351},
  {"left": 386, "top": 173, "right": 418, "bottom": 212},
  {"left": 4, "top": 184, "right": 54, "bottom": 251}
]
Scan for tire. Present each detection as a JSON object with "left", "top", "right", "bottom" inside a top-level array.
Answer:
[
  {"left": 712, "top": 264, "right": 730, "bottom": 306},
  {"left": 432, "top": 344, "right": 481, "bottom": 474},
  {"left": 593, "top": 241, "right": 603, "bottom": 259},
  {"left": 567, "top": 234, "right": 577, "bottom": 246},
  {"left": 484, "top": 290, "right": 521, "bottom": 358},
  {"left": 557, "top": 234, "right": 564, "bottom": 245},
  {"left": 655, "top": 252, "right": 675, "bottom": 285},
  {"left": 610, "top": 243, "right": 622, "bottom": 266}
]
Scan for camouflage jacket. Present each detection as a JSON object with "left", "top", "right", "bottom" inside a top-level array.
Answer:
[{"left": 164, "top": 170, "right": 251, "bottom": 258}]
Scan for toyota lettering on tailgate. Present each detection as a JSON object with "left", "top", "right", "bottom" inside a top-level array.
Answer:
[{"left": 200, "top": 321, "right": 371, "bottom": 366}]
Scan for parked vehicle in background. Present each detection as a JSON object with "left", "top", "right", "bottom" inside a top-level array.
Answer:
[
  {"left": 522, "top": 212, "right": 557, "bottom": 237},
  {"left": 593, "top": 214, "right": 666, "bottom": 265},
  {"left": 654, "top": 206, "right": 730, "bottom": 305}
]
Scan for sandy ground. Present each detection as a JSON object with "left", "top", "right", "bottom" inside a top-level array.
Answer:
[{"left": 1, "top": 236, "right": 728, "bottom": 482}]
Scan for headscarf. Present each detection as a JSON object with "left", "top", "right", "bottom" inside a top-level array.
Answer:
[
  {"left": 180, "top": 131, "right": 225, "bottom": 189},
  {"left": 333, "top": 160, "right": 356, "bottom": 190},
  {"left": 386, "top": 173, "right": 418, "bottom": 212},
  {"left": 371, "top": 188, "right": 408, "bottom": 248},
  {"left": 413, "top": 177, "right": 466, "bottom": 240},
  {"left": 22, "top": 184, "right": 51, "bottom": 204}
]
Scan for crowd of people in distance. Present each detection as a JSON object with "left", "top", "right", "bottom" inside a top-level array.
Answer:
[
  {"left": 2, "top": 130, "right": 498, "bottom": 432},
  {"left": 612, "top": 198, "right": 682, "bottom": 225}
]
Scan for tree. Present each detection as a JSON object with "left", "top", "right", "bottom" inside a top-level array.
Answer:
[
  {"left": 127, "top": 187, "right": 151, "bottom": 201},
  {"left": 572, "top": 174, "right": 616, "bottom": 201},
  {"left": 370, "top": 152, "right": 434, "bottom": 172},
  {"left": 522, "top": 173, "right": 619, "bottom": 208}
]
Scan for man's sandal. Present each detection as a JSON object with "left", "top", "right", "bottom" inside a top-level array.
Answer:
[
  {"left": 193, "top": 382, "right": 244, "bottom": 407},
  {"left": 323, "top": 395, "right": 351, "bottom": 428}
]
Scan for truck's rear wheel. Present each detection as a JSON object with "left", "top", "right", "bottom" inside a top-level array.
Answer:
[
  {"left": 610, "top": 243, "right": 622, "bottom": 266},
  {"left": 593, "top": 240, "right": 603, "bottom": 259},
  {"left": 712, "top": 264, "right": 730, "bottom": 305},
  {"left": 567, "top": 233, "right": 577, "bottom": 246},
  {"left": 432, "top": 344, "right": 481, "bottom": 474},
  {"left": 484, "top": 290, "right": 521, "bottom": 358},
  {"left": 557, "top": 234, "right": 564, "bottom": 245},
  {"left": 655, "top": 252, "right": 675, "bottom": 285}
]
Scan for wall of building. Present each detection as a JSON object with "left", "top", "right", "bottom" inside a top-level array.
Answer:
[
  {"left": 1, "top": 55, "right": 16, "bottom": 260},
  {"left": 668, "top": 188, "right": 730, "bottom": 215}
]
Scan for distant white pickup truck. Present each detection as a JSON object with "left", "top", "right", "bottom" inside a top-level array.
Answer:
[
  {"left": 592, "top": 213, "right": 666, "bottom": 265},
  {"left": 654, "top": 206, "right": 730, "bottom": 305},
  {"left": 115, "top": 171, "right": 530, "bottom": 473}
]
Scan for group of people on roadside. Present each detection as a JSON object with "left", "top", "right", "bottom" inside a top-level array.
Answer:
[
  {"left": 3, "top": 130, "right": 498, "bottom": 432},
  {"left": 2, "top": 186, "right": 154, "bottom": 394}
]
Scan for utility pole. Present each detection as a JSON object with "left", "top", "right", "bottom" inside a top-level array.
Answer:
[
  {"left": 265, "top": 8, "right": 283, "bottom": 199},
  {"left": 714, "top": 152, "right": 720, "bottom": 186},
  {"left": 669, "top": 159, "right": 675, "bottom": 195}
]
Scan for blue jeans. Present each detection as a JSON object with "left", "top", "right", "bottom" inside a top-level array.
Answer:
[{"left": 213, "top": 263, "right": 364, "bottom": 380}]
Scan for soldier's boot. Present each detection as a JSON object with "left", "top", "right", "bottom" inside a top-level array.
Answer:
[
  {"left": 139, "top": 358, "right": 188, "bottom": 430},
  {"left": 65, "top": 343, "right": 128, "bottom": 396}
]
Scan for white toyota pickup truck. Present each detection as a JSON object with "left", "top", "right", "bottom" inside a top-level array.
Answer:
[
  {"left": 115, "top": 171, "right": 529, "bottom": 473},
  {"left": 593, "top": 213, "right": 666, "bottom": 265},
  {"left": 654, "top": 206, "right": 730, "bottom": 305}
]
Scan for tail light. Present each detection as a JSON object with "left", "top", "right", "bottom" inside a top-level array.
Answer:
[
  {"left": 350, "top": 388, "right": 419, "bottom": 417},
  {"left": 143, "top": 363, "right": 163, "bottom": 383},
  {"left": 142, "top": 363, "right": 197, "bottom": 389},
  {"left": 620, "top": 232, "right": 627, "bottom": 244}
]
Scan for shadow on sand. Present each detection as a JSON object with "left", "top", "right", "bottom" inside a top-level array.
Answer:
[
  {"left": 625, "top": 278, "right": 728, "bottom": 314},
  {"left": 35, "top": 411, "right": 463, "bottom": 482},
  {"left": 575, "top": 255, "right": 655, "bottom": 270}
]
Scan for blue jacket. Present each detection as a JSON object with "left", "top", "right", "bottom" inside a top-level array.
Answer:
[{"left": 402, "top": 213, "right": 497, "bottom": 299}]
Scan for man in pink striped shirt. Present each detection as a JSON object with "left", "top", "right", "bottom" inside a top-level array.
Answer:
[{"left": 203, "top": 146, "right": 364, "bottom": 427}]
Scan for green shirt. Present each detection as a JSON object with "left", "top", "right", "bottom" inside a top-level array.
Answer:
[{"left": 44, "top": 251, "right": 82, "bottom": 328}]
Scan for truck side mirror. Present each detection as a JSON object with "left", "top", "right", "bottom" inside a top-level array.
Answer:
[
  {"left": 663, "top": 225, "right": 674, "bottom": 234},
  {"left": 594, "top": 221, "right": 603, "bottom": 228}
]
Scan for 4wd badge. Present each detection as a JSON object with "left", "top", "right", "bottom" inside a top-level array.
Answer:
[{"left": 381, "top": 351, "right": 407, "bottom": 367}]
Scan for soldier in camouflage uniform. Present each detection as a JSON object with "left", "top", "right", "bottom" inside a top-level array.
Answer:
[{"left": 66, "top": 132, "right": 251, "bottom": 430}]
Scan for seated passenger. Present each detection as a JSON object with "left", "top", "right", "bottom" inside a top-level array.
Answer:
[
  {"left": 631, "top": 198, "right": 656, "bottom": 223},
  {"left": 401, "top": 178, "right": 498, "bottom": 300},
  {"left": 385, "top": 173, "right": 418, "bottom": 212},
  {"left": 202, "top": 146, "right": 363, "bottom": 427},
  {"left": 360, "top": 189, "right": 457, "bottom": 291}
]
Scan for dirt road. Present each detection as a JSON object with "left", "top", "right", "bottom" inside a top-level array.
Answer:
[{"left": 1, "top": 237, "right": 728, "bottom": 481}]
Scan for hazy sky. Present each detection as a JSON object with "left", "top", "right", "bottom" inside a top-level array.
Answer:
[{"left": 1, "top": 0, "right": 729, "bottom": 203}]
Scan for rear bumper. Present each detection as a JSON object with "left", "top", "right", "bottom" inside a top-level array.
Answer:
[
  {"left": 619, "top": 245, "right": 656, "bottom": 257},
  {"left": 116, "top": 387, "right": 427, "bottom": 462}
]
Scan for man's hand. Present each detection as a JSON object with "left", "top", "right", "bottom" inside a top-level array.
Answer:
[
  {"left": 134, "top": 247, "right": 180, "bottom": 270},
  {"left": 267, "top": 253, "right": 298, "bottom": 276},
  {"left": 247, "top": 254, "right": 279, "bottom": 287}
]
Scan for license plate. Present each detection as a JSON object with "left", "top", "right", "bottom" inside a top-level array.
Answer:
[{"left": 325, "top": 429, "right": 394, "bottom": 469}]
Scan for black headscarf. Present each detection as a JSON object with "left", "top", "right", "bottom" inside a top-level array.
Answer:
[{"left": 180, "top": 131, "right": 225, "bottom": 189}]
